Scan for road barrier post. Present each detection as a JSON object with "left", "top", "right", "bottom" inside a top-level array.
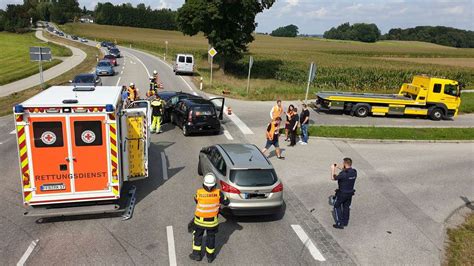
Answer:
[{"left": 200, "top": 77, "right": 203, "bottom": 90}]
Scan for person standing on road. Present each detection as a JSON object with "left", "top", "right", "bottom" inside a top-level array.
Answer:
[
  {"left": 270, "top": 100, "right": 283, "bottom": 121},
  {"left": 284, "top": 104, "right": 295, "bottom": 141},
  {"left": 190, "top": 173, "right": 229, "bottom": 263},
  {"left": 150, "top": 96, "right": 164, "bottom": 133},
  {"left": 127, "top": 83, "right": 139, "bottom": 102},
  {"left": 289, "top": 107, "right": 299, "bottom": 146},
  {"left": 331, "top": 158, "right": 357, "bottom": 229},
  {"left": 261, "top": 117, "right": 285, "bottom": 159},
  {"left": 299, "top": 104, "right": 310, "bottom": 145}
]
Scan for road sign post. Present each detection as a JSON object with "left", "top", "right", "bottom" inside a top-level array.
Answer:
[
  {"left": 29, "top": 47, "right": 52, "bottom": 90},
  {"left": 305, "top": 62, "right": 317, "bottom": 102},
  {"left": 246, "top": 56, "right": 254, "bottom": 94},
  {"left": 208, "top": 47, "right": 218, "bottom": 88}
]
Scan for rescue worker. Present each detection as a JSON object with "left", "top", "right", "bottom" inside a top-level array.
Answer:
[
  {"left": 190, "top": 173, "right": 229, "bottom": 263},
  {"left": 127, "top": 83, "right": 139, "bottom": 102},
  {"left": 331, "top": 158, "right": 357, "bottom": 229},
  {"left": 150, "top": 96, "right": 164, "bottom": 133},
  {"left": 261, "top": 117, "right": 284, "bottom": 159},
  {"left": 147, "top": 76, "right": 158, "bottom": 97},
  {"left": 270, "top": 100, "right": 283, "bottom": 121}
]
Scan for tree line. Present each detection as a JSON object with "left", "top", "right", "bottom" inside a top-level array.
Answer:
[
  {"left": 271, "top": 24, "right": 299, "bottom": 37},
  {"left": 324, "top": 22, "right": 474, "bottom": 48},
  {"left": 94, "top": 3, "right": 177, "bottom": 30},
  {"left": 384, "top": 26, "right": 474, "bottom": 48}
]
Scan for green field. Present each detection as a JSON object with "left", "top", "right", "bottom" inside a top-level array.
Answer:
[
  {"left": 0, "top": 32, "right": 72, "bottom": 85},
  {"left": 60, "top": 23, "right": 474, "bottom": 101},
  {"left": 307, "top": 126, "right": 474, "bottom": 140}
]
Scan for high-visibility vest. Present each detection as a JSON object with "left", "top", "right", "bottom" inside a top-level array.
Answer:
[
  {"left": 146, "top": 89, "right": 156, "bottom": 97},
  {"left": 266, "top": 122, "right": 278, "bottom": 141},
  {"left": 128, "top": 87, "right": 137, "bottom": 100},
  {"left": 272, "top": 105, "right": 283, "bottom": 120},
  {"left": 194, "top": 188, "right": 220, "bottom": 219}
]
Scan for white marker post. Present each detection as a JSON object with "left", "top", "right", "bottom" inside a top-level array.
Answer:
[
  {"left": 208, "top": 47, "right": 218, "bottom": 88},
  {"left": 246, "top": 56, "right": 254, "bottom": 95},
  {"left": 305, "top": 62, "right": 317, "bottom": 103},
  {"left": 165, "top": 40, "right": 168, "bottom": 61}
]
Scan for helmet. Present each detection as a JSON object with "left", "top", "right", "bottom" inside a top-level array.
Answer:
[
  {"left": 153, "top": 70, "right": 157, "bottom": 75},
  {"left": 203, "top": 173, "right": 216, "bottom": 191},
  {"left": 130, "top": 82, "right": 135, "bottom": 86},
  {"left": 150, "top": 76, "right": 154, "bottom": 79}
]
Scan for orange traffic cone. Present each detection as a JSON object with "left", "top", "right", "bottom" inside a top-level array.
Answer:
[{"left": 227, "top": 106, "right": 232, "bottom": 115}]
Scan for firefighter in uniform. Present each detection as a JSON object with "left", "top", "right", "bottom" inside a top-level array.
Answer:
[
  {"left": 150, "top": 96, "right": 164, "bottom": 133},
  {"left": 190, "top": 173, "right": 229, "bottom": 263},
  {"left": 127, "top": 82, "right": 139, "bottom": 102},
  {"left": 147, "top": 76, "right": 158, "bottom": 98}
]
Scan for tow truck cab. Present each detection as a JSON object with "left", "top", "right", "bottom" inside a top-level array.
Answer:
[{"left": 316, "top": 76, "right": 461, "bottom": 120}]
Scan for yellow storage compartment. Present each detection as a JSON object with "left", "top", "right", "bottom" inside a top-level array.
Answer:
[{"left": 127, "top": 115, "right": 145, "bottom": 177}]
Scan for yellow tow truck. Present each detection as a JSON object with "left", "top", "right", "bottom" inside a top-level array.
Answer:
[{"left": 316, "top": 75, "right": 462, "bottom": 120}]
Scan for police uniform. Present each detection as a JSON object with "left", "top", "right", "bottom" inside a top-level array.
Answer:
[
  {"left": 333, "top": 168, "right": 357, "bottom": 227},
  {"left": 191, "top": 187, "right": 229, "bottom": 262}
]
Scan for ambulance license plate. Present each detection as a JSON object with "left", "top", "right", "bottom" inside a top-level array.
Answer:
[{"left": 41, "top": 183, "right": 66, "bottom": 191}]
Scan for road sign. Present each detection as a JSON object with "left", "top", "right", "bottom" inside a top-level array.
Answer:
[
  {"left": 208, "top": 47, "right": 218, "bottom": 58},
  {"left": 249, "top": 56, "right": 254, "bottom": 69},
  {"left": 29, "top": 47, "right": 51, "bottom": 61}
]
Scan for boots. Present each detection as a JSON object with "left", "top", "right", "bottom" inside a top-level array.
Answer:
[
  {"left": 189, "top": 251, "right": 203, "bottom": 261},
  {"left": 207, "top": 253, "right": 215, "bottom": 263}
]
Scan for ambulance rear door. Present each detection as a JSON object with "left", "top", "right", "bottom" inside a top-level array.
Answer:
[{"left": 120, "top": 101, "right": 150, "bottom": 181}]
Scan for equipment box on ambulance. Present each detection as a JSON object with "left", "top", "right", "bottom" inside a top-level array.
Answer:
[{"left": 13, "top": 85, "right": 151, "bottom": 217}]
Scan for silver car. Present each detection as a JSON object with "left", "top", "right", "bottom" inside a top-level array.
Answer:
[{"left": 198, "top": 144, "right": 284, "bottom": 216}]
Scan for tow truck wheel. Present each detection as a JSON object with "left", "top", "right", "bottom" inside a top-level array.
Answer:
[
  {"left": 429, "top": 108, "right": 444, "bottom": 121},
  {"left": 353, "top": 104, "right": 370, "bottom": 117}
]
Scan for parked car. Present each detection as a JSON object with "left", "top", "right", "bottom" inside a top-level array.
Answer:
[
  {"left": 80, "top": 38, "right": 88, "bottom": 42},
  {"left": 173, "top": 54, "right": 194, "bottom": 75},
  {"left": 70, "top": 73, "right": 102, "bottom": 87},
  {"left": 103, "top": 54, "right": 117, "bottom": 66},
  {"left": 157, "top": 91, "right": 200, "bottom": 122},
  {"left": 71, "top": 35, "right": 78, "bottom": 40},
  {"left": 108, "top": 48, "right": 121, "bottom": 58},
  {"left": 198, "top": 144, "right": 284, "bottom": 216},
  {"left": 95, "top": 60, "right": 114, "bottom": 76},
  {"left": 170, "top": 97, "right": 224, "bottom": 136},
  {"left": 100, "top": 41, "right": 113, "bottom": 48},
  {"left": 57, "top": 31, "right": 64, "bottom": 36}
]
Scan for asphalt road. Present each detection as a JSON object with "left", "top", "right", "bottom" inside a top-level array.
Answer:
[{"left": 0, "top": 32, "right": 472, "bottom": 265}]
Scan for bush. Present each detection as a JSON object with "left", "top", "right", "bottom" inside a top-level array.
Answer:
[
  {"left": 271, "top": 24, "right": 299, "bottom": 37},
  {"left": 324, "top": 22, "right": 381, "bottom": 43}
]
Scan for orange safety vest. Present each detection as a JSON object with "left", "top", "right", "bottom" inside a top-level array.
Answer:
[
  {"left": 194, "top": 188, "right": 221, "bottom": 218},
  {"left": 266, "top": 122, "right": 278, "bottom": 141},
  {"left": 146, "top": 89, "right": 156, "bottom": 97},
  {"left": 272, "top": 105, "right": 283, "bottom": 120}
]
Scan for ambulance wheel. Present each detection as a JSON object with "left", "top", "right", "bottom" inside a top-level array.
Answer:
[
  {"left": 353, "top": 104, "right": 370, "bottom": 117},
  {"left": 429, "top": 108, "right": 444, "bottom": 121},
  {"left": 198, "top": 160, "right": 203, "bottom": 175}
]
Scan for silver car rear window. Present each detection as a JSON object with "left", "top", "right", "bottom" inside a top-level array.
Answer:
[{"left": 230, "top": 169, "right": 277, "bottom": 187}]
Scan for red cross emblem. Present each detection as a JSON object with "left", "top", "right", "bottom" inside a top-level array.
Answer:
[
  {"left": 81, "top": 130, "right": 96, "bottom": 144},
  {"left": 41, "top": 131, "right": 57, "bottom": 145}
]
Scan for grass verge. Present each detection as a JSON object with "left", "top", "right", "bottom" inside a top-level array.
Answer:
[
  {"left": 0, "top": 31, "right": 72, "bottom": 85},
  {"left": 0, "top": 32, "right": 102, "bottom": 117},
  {"left": 460, "top": 93, "right": 474, "bottom": 113},
  {"left": 307, "top": 126, "right": 474, "bottom": 140},
  {"left": 444, "top": 213, "right": 474, "bottom": 265}
]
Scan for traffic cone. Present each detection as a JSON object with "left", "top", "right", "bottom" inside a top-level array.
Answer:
[{"left": 227, "top": 106, "right": 232, "bottom": 115}]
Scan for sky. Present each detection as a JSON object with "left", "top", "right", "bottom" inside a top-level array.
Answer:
[{"left": 1, "top": 0, "right": 473, "bottom": 34}]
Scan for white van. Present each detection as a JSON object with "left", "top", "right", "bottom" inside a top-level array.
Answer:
[{"left": 174, "top": 54, "right": 194, "bottom": 75}]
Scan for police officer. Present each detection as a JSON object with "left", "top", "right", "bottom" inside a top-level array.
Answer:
[
  {"left": 331, "top": 157, "right": 357, "bottom": 229},
  {"left": 190, "top": 173, "right": 229, "bottom": 263}
]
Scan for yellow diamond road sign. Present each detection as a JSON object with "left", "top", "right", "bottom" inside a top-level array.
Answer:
[{"left": 208, "top": 47, "right": 218, "bottom": 58}]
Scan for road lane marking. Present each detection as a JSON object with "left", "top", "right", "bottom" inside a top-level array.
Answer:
[
  {"left": 161, "top": 152, "right": 168, "bottom": 180},
  {"left": 10, "top": 130, "right": 16, "bottom": 135},
  {"left": 224, "top": 106, "right": 254, "bottom": 135},
  {"left": 127, "top": 51, "right": 150, "bottom": 77},
  {"left": 115, "top": 77, "right": 122, "bottom": 87},
  {"left": 120, "top": 71, "right": 123, "bottom": 74},
  {"left": 291, "top": 225, "right": 326, "bottom": 262},
  {"left": 166, "top": 226, "right": 177, "bottom": 266},
  {"left": 222, "top": 125, "right": 234, "bottom": 140},
  {"left": 17, "top": 239, "right": 39, "bottom": 266}
]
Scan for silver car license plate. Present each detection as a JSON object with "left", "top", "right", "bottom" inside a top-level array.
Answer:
[
  {"left": 41, "top": 183, "right": 66, "bottom": 191},
  {"left": 101, "top": 71, "right": 107, "bottom": 74}
]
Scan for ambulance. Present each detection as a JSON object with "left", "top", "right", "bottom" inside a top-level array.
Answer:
[{"left": 13, "top": 85, "right": 151, "bottom": 217}]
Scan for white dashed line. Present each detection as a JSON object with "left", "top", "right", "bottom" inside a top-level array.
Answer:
[
  {"left": 126, "top": 51, "right": 150, "bottom": 77},
  {"left": 120, "top": 71, "right": 123, "bottom": 74},
  {"left": 291, "top": 225, "right": 326, "bottom": 262},
  {"left": 224, "top": 106, "right": 254, "bottom": 135},
  {"left": 222, "top": 126, "right": 234, "bottom": 140},
  {"left": 17, "top": 239, "right": 39, "bottom": 266},
  {"left": 166, "top": 226, "right": 177, "bottom": 266},
  {"left": 115, "top": 77, "right": 122, "bottom": 87},
  {"left": 10, "top": 130, "right": 16, "bottom": 135},
  {"left": 161, "top": 152, "right": 168, "bottom": 180}
]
